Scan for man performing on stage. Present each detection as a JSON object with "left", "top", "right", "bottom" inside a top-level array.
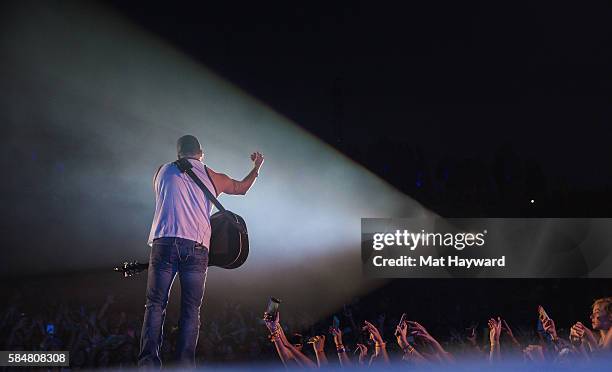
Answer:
[{"left": 139, "top": 135, "right": 264, "bottom": 368}]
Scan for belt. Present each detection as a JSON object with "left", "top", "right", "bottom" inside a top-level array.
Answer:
[{"left": 153, "top": 237, "right": 207, "bottom": 250}]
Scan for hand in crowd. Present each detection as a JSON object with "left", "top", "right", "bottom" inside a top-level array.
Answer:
[
  {"left": 488, "top": 317, "right": 502, "bottom": 345},
  {"left": 501, "top": 318, "right": 521, "bottom": 348},
  {"left": 488, "top": 317, "right": 502, "bottom": 361},
  {"left": 570, "top": 321, "right": 597, "bottom": 346},
  {"left": 363, "top": 320, "right": 389, "bottom": 364},
  {"left": 3, "top": 290, "right": 611, "bottom": 368},
  {"left": 311, "top": 334, "right": 325, "bottom": 353},
  {"left": 330, "top": 327, "right": 343, "bottom": 347},
  {"left": 406, "top": 321, "right": 439, "bottom": 346},
  {"left": 395, "top": 320, "right": 409, "bottom": 349},
  {"left": 355, "top": 343, "right": 368, "bottom": 365},
  {"left": 363, "top": 320, "right": 384, "bottom": 345},
  {"left": 570, "top": 322, "right": 584, "bottom": 344},
  {"left": 310, "top": 334, "right": 329, "bottom": 367},
  {"left": 500, "top": 319, "right": 512, "bottom": 338},
  {"left": 263, "top": 311, "right": 280, "bottom": 334},
  {"left": 542, "top": 317, "right": 558, "bottom": 342}
]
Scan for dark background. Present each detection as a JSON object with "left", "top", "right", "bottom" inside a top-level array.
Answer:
[{"left": 104, "top": 0, "right": 612, "bottom": 217}]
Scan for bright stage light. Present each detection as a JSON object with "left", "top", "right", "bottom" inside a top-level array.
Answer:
[{"left": 0, "top": 0, "right": 429, "bottom": 319}]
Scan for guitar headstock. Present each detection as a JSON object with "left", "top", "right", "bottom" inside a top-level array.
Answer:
[{"left": 114, "top": 261, "right": 148, "bottom": 278}]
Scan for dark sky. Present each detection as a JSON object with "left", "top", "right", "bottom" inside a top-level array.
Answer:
[{"left": 104, "top": 0, "right": 612, "bottom": 186}]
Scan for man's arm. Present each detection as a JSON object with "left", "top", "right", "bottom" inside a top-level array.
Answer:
[{"left": 208, "top": 152, "right": 264, "bottom": 196}]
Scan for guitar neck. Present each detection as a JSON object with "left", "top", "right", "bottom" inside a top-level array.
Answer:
[{"left": 114, "top": 261, "right": 150, "bottom": 277}]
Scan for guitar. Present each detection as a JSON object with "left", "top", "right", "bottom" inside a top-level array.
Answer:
[
  {"left": 114, "top": 210, "right": 249, "bottom": 277},
  {"left": 114, "top": 261, "right": 148, "bottom": 278}
]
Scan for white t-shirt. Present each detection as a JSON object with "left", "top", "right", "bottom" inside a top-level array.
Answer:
[{"left": 147, "top": 158, "right": 217, "bottom": 247}]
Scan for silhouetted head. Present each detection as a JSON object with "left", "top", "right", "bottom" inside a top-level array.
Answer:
[{"left": 177, "top": 135, "right": 203, "bottom": 160}]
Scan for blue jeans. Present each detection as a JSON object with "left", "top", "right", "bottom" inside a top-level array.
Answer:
[{"left": 138, "top": 237, "right": 209, "bottom": 368}]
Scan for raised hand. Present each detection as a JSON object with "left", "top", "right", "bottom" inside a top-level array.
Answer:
[
  {"left": 573, "top": 321, "right": 597, "bottom": 346},
  {"left": 330, "top": 327, "right": 343, "bottom": 347},
  {"left": 501, "top": 319, "right": 513, "bottom": 338},
  {"left": 311, "top": 334, "right": 326, "bottom": 353},
  {"left": 488, "top": 317, "right": 502, "bottom": 344},
  {"left": 570, "top": 323, "right": 583, "bottom": 344},
  {"left": 264, "top": 311, "right": 280, "bottom": 334},
  {"left": 501, "top": 318, "right": 521, "bottom": 348},
  {"left": 406, "top": 321, "right": 434, "bottom": 343},
  {"left": 355, "top": 343, "right": 368, "bottom": 364},
  {"left": 250, "top": 152, "right": 264, "bottom": 168},
  {"left": 542, "top": 317, "right": 558, "bottom": 341},
  {"left": 395, "top": 321, "right": 409, "bottom": 349},
  {"left": 488, "top": 317, "right": 503, "bottom": 361},
  {"left": 363, "top": 320, "right": 384, "bottom": 344},
  {"left": 407, "top": 320, "right": 454, "bottom": 362}
]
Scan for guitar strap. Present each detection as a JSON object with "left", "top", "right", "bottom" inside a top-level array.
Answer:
[
  {"left": 174, "top": 158, "right": 227, "bottom": 213},
  {"left": 174, "top": 158, "right": 246, "bottom": 234}
]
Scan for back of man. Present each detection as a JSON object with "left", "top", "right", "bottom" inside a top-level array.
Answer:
[
  {"left": 148, "top": 158, "right": 216, "bottom": 249},
  {"left": 138, "top": 135, "right": 263, "bottom": 368}
]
